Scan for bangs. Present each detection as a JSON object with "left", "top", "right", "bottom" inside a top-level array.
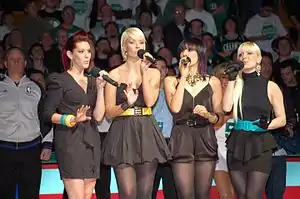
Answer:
[
  {"left": 237, "top": 42, "right": 261, "bottom": 56},
  {"left": 178, "top": 39, "right": 206, "bottom": 54},
  {"left": 178, "top": 39, "right": 198, "bottom": 54}
]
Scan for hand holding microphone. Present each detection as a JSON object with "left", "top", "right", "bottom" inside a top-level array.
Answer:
[
  {"left": 137, "top": 49, "right": 155, "bottom": 74},
  {"left": 179, "top": 56, "right": 191, "bottom": 78},
  {"left": 89, "top": 67, "right": 119, "bottom": 88},
  {"left": 224, "top": 60, "right": 244, "bottom": 81}
]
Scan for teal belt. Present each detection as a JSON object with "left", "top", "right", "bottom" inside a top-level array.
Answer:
[{"left": 234, "top": 119, "right": 267, "bottom": 132}]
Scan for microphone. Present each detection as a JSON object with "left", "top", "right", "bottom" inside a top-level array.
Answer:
[
  {"left": 89, "top": 67, "right": 119, "bottom": 87},
  {"left": 224, "top": 60, "right": 244, "bottom": 74},
  {"left": 137, "top": 49, "right": 156, "bottom": 64},
  {"left": 181, "top": 56, "right": 191, "bottom": 67}
]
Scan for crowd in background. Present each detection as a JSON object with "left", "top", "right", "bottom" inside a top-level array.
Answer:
[{"left": 0, "top": 0, "right": 300, "bottom": 199}]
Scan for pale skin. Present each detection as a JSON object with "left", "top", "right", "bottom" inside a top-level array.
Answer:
[
  {"left": 164, "top": 49, "right": 224, "bottom": 126},
  {"left": 49, "top": 41, "right": 107, "bottom": 199},
  {"left": 105, "top": 36, "right": 161, "bottom": 119},
  {"left": 223, "top": 49, "right": 286, "bottom": 129},
  {"left": 4, "top": 49, "right": 53, "bottom": 161}
]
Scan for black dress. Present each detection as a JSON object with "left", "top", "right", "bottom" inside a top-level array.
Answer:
[
  {"left": 169, "top": 80, "right": 218, "bottom": 162},
  {"left": 102, "top": 85, "right": 170, "bottom": 166},
  {"left": 43, "top": 72, "right": 101, "bottom": 179},
  {"left": 226, "top": 72, "right": 276, "bottom": 174}
]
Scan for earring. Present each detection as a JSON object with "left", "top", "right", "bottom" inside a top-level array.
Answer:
[
  {"left": 256, "top": 64, "right": 261, "bottom": 76},
  {"left": 123, "top": 51, "right": 127, "bottom": 61}
]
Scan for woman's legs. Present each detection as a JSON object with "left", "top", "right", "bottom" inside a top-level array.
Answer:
[
  {"left": 63, "top": 179, "right": 85, "bottom": 199},
  {"left": 214, "top": 170, "right": 235, "bottom": 199},
  {"left": 136, "top": 161, "right": 158, "bottom": 199},
  {"left": 172, "top": 162, "right": 195, "bottom": 199},
  {"left": 194, "top": 161, "right": 216, "bottom": 199},
  {"left": 114, "top": 165, "right": 137, "bottom": 199}
]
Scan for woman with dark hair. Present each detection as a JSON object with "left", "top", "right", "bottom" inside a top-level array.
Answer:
[
  {"left": 216, "top": 17, "right": 246, "bottom": 59},
  {"left": 135, "top": 0, "right": 162, "bottom": 24},
  {"left": 164, "top": 38, "right": 224, "bottom": 199},
  {"left": 43, "top": 31, "right": 107, "bottom": 199}
]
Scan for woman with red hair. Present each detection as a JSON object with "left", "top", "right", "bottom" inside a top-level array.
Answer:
[{"left": 43, "top": 31, "right": 107, "bottom": 199}]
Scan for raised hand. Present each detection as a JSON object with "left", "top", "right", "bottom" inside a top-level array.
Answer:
[
  {"left": 140, "top": 52, "right": 153, "bottom": 74},
  {"left": 96, "top": 70, "right": 108, "bottom": 89},
  {"left": 75, "top": 105, "right": 92, "bottom": 122},
  {"left": 179, "top": 57, "right": 190, "bottom": 78},
  {"left": 124, "top": 83, "right": 139, "bottom": 106},
  {"left": 193, "top": 105, "right": 209, "bottom": 118}
]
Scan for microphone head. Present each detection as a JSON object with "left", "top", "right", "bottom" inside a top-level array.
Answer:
[
  {"left": 230, "top": 60, "right": 244, "bottom": 70},
  {"left": 137, "top": 49, "right": 146, "bottom": 59},
  {"left": 181, "top": 56, "right": 191, "bottom": 66},
  {"left": 89, "top": 67, "right": 101, "bottom": 77}
]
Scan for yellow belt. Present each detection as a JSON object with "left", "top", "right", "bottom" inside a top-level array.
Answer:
[{"left": 120, "top": 107, "right": 152, "bottom": 116}]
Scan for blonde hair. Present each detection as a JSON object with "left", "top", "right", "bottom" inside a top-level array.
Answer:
[
  {"left": 120, "top": 27, "right": 146, "bottom": 61},
  {"left": 233, "top": 42, "right": 262, "bottom": 120}
]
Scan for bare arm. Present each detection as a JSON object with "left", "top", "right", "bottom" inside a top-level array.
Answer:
[
  {"left": 104, "top": 69, "right": 125, "bottom": 119},
  {"left": 223, "top": 81, "right": 235, "bottom": 112},
  {"left": 267, "top": 81, "right": 286, "bottom": 130},
  {"left": 93, "top": 87, "right": 105, "bottom": 122},
  {"left": 164, "top": 76, "right": 186, "bottom": 113},
  {"left": 210, "top": 76, "right": 224, "bottom": 126},
  {"left": 142, "top": 68, "right": 161, "bottom": 107}
]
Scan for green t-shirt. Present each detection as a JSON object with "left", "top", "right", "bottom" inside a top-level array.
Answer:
[{"left": 205, "top": 0, "right": 230, "bottom": 34}]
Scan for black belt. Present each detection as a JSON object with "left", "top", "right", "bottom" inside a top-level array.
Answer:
[
  {"left": 175, "top": 119, "right": 209, "bottom": 128},
  {"left": 0, "top": 136, "right": 41, "bottom": 150}
]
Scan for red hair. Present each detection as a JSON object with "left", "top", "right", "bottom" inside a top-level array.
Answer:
[{"left": 61, "top": 30, "right": 94, "bottom": 71}]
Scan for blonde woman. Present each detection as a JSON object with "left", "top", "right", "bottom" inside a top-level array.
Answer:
[
  {"left": 102, "top": 27, "right": 170, "bottom": 199},
  {"left": 223, "top": 42, "right": 286, "bottom": 199},
  {"left": 212, "top": 63, "right": 235, "bottom": 199}
]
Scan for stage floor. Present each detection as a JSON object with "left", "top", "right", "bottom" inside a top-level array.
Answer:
[{"left": 40, "top": 159, "right": 300, "bottom": 199}]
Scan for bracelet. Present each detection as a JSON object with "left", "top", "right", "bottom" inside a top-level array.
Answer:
[
  {"left": 120, "top": 102, "right": 131, "bottom": 111},
  {"left": 209, "top": 112, "right": 219, "bottom": 124},
  {"left": 60, "top": 114, "right": 67, "bottom": 126},
  {"left": 60, "top": 114, "right": 76, "bottom": 127},
  {"left": 65, "top": 115, "right": 76, "bottom": 127}
]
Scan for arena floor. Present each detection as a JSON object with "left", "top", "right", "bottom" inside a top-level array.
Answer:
[{"left": 39, "top": 157, "right": 300, "bottom": 199}]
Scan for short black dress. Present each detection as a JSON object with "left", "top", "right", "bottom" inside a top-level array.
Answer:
[
  {"left": 226, "top": 72, "right": 277, "bottom": 174},
  {"left": 102, "top": 85, "right": 171, "bottom": 166},
  {"left": 44, "top": 72, "right": 101, "bottom": 179},
  {"left": 169, "top": 80, "right": 218, "bottom": 162}
]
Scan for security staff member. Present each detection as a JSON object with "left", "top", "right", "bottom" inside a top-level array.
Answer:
[{"left": 0, "top": 47, "right": 51, "bottom": 199}]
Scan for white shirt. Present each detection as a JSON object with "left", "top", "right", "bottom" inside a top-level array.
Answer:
[
  {"left": 185, "top": 9, "right": 218, "bottom": 36},
  {"left": 244, "top": 13, "right": 287, "bottom": 53},
  {"left": 97, "top": 117, "right": 112, "bottom": 133}
]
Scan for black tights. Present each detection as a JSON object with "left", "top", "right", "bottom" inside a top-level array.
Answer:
[
  {"left": 172, "top": 161, "right": 216, "bottom": 199},
  {"left": 229, "top": 170, "right": 269, "bottom": 199},
  {"left": 114, "top": 161, "right": 157, "bottom": 199}
]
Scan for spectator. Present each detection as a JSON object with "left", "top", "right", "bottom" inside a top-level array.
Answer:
[
  {"left": 135, "top": 0, "right": 163, "bottom": 24},
  {"left": 187, "top": 19, "right": 204, "bottom": 41},
  {"left": 216, "top": 17, "right": 246, "bottom": 59},
  {"left": 39, "top": 0, "right": 63, "bottom": 28},
  {"left": 0, "top": 11, "right": 15, "bottom": 41},
  {"left": 185, "top": 0, "right": 218, "bottom": 36},
  {"left": 138, "top": 10, "right": 153, "bottom": 39},
  {"left": 59, "top": 0, "right": 94, "bottom": 30},
  {"left": 148, "top": 23, "right": 165, "bottom": 54},
  {"left": 0, "top": 47, "right": 51, "bottom": 199},
  {"left": 244, "top": 0, "right": 287, "bottom": 53},
  {"left": 52, "top": 5, "right": 81, "bottom": 37},
  {"left": 18, "top": 0, "right": 52, "bottom": 52},
  {"left": 163, "top": 4, "right": 188, "bottom": 57}
]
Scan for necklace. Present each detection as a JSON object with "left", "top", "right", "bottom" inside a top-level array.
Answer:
[{"left": 186, "top": 73, "right": 202, "bottom": 87}]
